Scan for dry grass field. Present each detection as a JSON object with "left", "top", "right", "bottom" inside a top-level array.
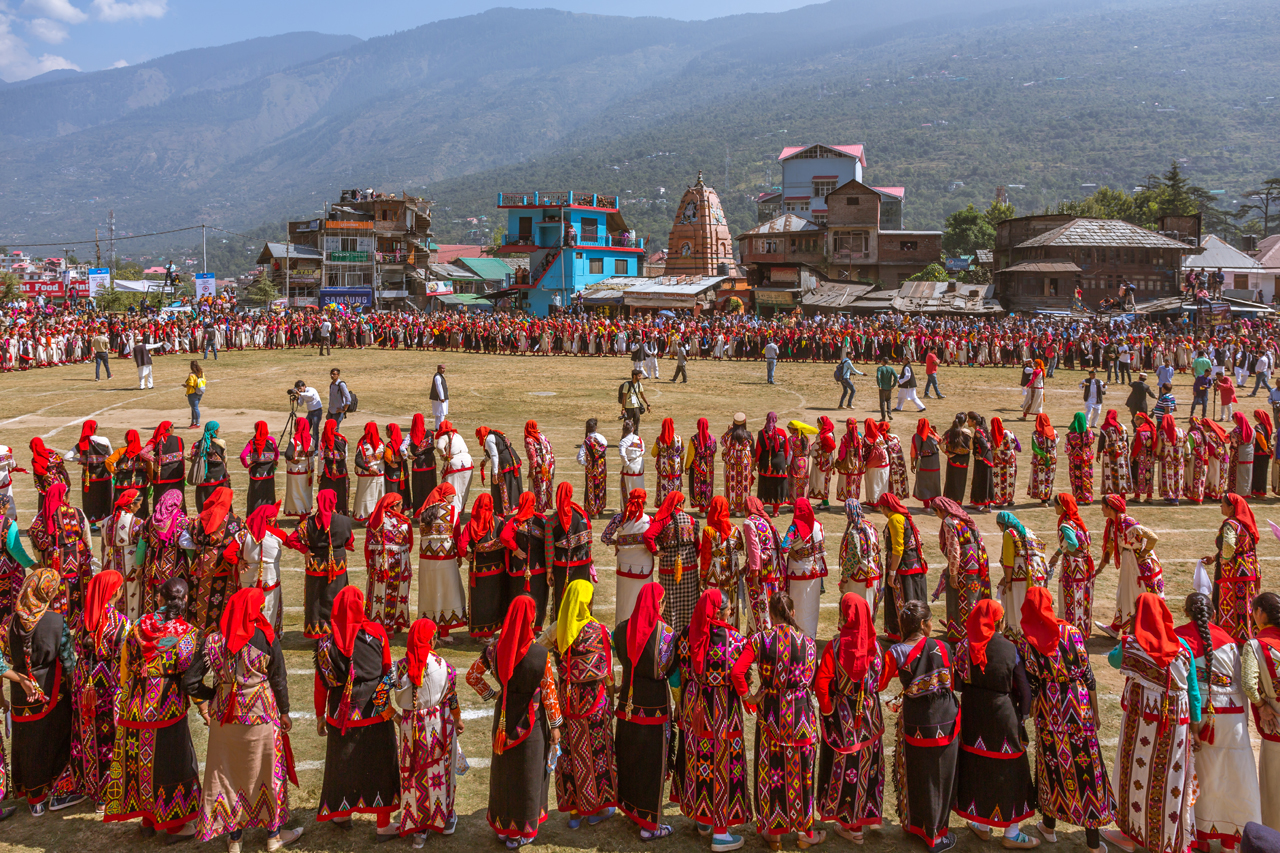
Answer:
[{"left": 0, "top": 344, "right": 1267, "bottom": 853}]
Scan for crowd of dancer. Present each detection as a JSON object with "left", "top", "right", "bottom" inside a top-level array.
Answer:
[{"left": 5, "top": 388, "right": 1280, "bottom": 853}]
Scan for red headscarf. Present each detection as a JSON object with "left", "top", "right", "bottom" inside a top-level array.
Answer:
[
  {"left": 1020, "top": 586, "right": 1063, "bottom": 657},
  {"left": 816, "top": 416, "right": 836, "bottom": 453},
  {"left": 1257, "top": 409, "right": 1275, "bottom": 444},
  {"left": 1034, "top": 413, "right": 1056, "bottom": 443},
  {"left": 967, "top": 598, "right": 1004, "bottom": 669},
  {"left": 689, "top": 588, "right": 730, "bottom": 676},
  {"left": 77, "top": 420, "right": 98, "bottom": 455},
  {"left": 200, "top": 486, "right": 234, "bottom": 535},
  {"left": 406, "top": 617, "right": 438, "bottom": 687},
  {"left": 321, "top": 419, "right": 341, "bottom": 451},
  {"left": 148, "top": 420, "right": 173, "bottom": 449},
  {"left": 1224, "top": 493, "right": 1259, "bottom": 544},
  {"left": 862, "top": 418, "right": 881, "bottom": 443},
  {"left": 745, "top": 496, "right": 769, "bottom": 518},
  {"left": 658, "top": 417, "right": 675, "bottom": 447},
  {"left": 417, "top": 482, "right": 456, "bottom": 519},
  {"left": 1101, "top": 409, "right": 1121, "bottom": 433},
  {"left": 114, "top": 487, "right": 140, "bottom": 510},
  {"left": 435, "top": 419, "right": 457, "bottom": 440},
  {"left": 791, "top": 496, "right": 815, "bottom": 541},
  {"left": 361, "top": 421, "right": 381, "bottom": 450},
  {"left": 386, "top": 422, "right": 404, "bottom": 455},
  {"left": 706, "top": 495, "right": 733, "bottom": 539},
  {"left": 1103, "top": 493, "right": 1127, "bottom": 515},
  {"left": 84, "top": 569, "right": 124, "bottom": 640},
  {"left": 837, "top": 592, "right": 877, "bottom": 680},
  {"left": 294, "top": 417, "right": 311, "bottom": 454},
  {"left": 838, "top": 418, "right": 861, "bottom": 463},
  {"left": 623, "top": 488, "right": 647, "bottom": 523},
  {"left": 916, "top": 417, "right": 940, "bottom": 445},
  {"left": 314, "top": 488, "right": 337, "bottom": 531},
  {"left": 251, "top": 420, "right": 269, "bottom": 454},
  {"left": 1133, "top": 412, "right": 1156, "bottom": 453},
  {"left": 626, "top": 583, "right": 666, "bottom": 670},
  {"left": 410, "top": 413, "right": 428, "bottom": 446},
  {"left": 245, "top": 501, "right": 281, "bottom": 541},
  {"left": 1161, "top": 413, "right": 1178, "bottom": 445},
  {"left": 1204, "top": 418, "right": 1230, "bottom": 444},
  {"left": 494, "top": 594, "right": 538, "bottom": 685},
  {"left": 1055, "top": 493, "right": 1087, "bottom": 533},
  {"left": 220, "top": 587, "right": 274, "bottom": 654},
  {"left": 1132, "top": 592, "right": 1182, "bottom": 668},
  {"left": 990, "top": 416, "right": 1006, "bottom": 448},
  {"left": 475, "top": 426, "right": 492, "bottom": 449},
  {"left": 524, "top": 419, "right": 539, "bottom": 443},
  {"left": 509, "top": 491, "right": 537, "bottom": 525},
  {"left": 30, "top": 436, "right": 53, "bottom": 477},
  {"left": 368, "top": 493, "right": 407, "bottom": 531},
  {"left": 41, "top": 481, "right": 69, "bottom": 535},
  {"left": 555, "top": 482, "right": 584, "bottom": 532},
  {"left": 466, "top": 493, "right": 495, "bottom": 545},
  {"left": 694, "top": 417, "right": 714, "bottom": 451},
  {"left": 120, "top": 428, "right": 142, "bottom": 459},
  {"left": 1234, "top": 411, "right": 1254, "bottom": 443}
]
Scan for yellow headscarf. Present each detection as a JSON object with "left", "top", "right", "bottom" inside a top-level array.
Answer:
[
  {"left": 556, "top": 579, "right": 597, "bottom": 653},
  {"left": 14, "top": 566, "right": 60, "bottom": 633}
]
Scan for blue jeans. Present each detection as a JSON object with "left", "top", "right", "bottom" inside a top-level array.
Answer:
[
  {"left": 203, "top": 337, "right": 217, "bottom": 360},
  {"left": 1047, "top": 356, "right": 1057, "bottom": 378},
  {"left": 924, "top": 373, "right": 942, "bottom": 397},
  {"left": 307, "top": 409, "right": 323, "bottom": 451},
  {"left": 766, "top": 359, "right": 776, "bottom": 383},
  {"left": 1117, "top": 363, "right": 1132, "bottom": 385},
  {"left": 838, "top": 378, "right": 856, "bottom": 407},
  {"left": 1251, "top": 373, "right": 1273, "bottom": 396},
  {"left": 328, "top": 411, "right": 345, "bottom": 430},
  {"left": 94, "top": 352, "right": 111, "bottom": 379},
  {"left": 1191, "top": 392, "right": 1208, "bottom": 418},
  {"left": 187, "top": 392, "right": 202, "bottom": 425}
]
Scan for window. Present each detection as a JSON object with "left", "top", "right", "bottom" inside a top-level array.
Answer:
[
  {"left": 846, "top": 196, "right": 860, "bottom": 206},
  {"left": 763, "top": 239, "right": 778, "bottom": 253},
  {"left": 581, "top": 218, "right": 599, "bottom": 241},
  {"left": 614, "top": 259, "right": 628, "bottom": 274},
  {"left": 899, "top": 240, "right": 918, "bottom": 251},
  {"left": 340, "top": 236, "right": 358, "bottom": 252},
  {"left": 381, "top": 210, "right": 390, "bottom": 221},
  {"left": 589, "top": 257, "right": 603, "bottom": 274},
  {"left": 812, "top": 213, "right": 827, "bottom": 225},
  {"left": 813, "top": 180, "right": 836, "bottom": 197}
]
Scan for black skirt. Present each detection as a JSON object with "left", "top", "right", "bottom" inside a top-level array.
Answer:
[
  {"left": 246, "top": 477, "right": 276, "bottom": 516},
  {"left": 757, "top": 473, "right": 788, "bottom": 504},
  {"left": 318, "top": 718, "right": 401, "bottom": 819},
  {"left": 488, "top": 717, "right": 550, "bottom": 838},
  {"left": 1253, "top": 454, "right": 1270, "bottom": 496},
  {"left": 470, "top": 571, "right": 505, "bottom": 638},
  {"left": 305, "top": 570, "right": 349, "bottom": 638},
  {"left": 615, "top": 717, "right": 669, "bottom": 829},
  {"left": 11, "top": 689, "right": 72, "bottom": 802},
  {"left": 318, "top": 474, "right": 349, "bottom": 515},
  {"left": 84, "top": 480, "right": 113, "bottom": 524},
  {"left": 410, "top": 468, "right": 437, "bottom": 515},
  {"left": 944, "top": 458, "right": 969, "bottom": 503},
  {"left": 884, "top": 572, "right": 928, "bottom": 642},
  {"left": 970, "top": 461, "right": 993, "bottom": 507},
  {"left": 504, "top": 572, "right": 549, "bottom": 631}
]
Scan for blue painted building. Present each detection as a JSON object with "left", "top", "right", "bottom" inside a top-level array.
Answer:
[{"left": 494, "top": 191, "right": 645, "bottom": 315}]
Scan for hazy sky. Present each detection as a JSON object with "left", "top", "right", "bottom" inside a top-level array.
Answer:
[{"left": 0, "top": 0, "right": 818, "bottom": 82}]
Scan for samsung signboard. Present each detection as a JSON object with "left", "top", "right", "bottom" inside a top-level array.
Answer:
[{"left": 319, "top": 287, "right": 374, "bottom": 308}]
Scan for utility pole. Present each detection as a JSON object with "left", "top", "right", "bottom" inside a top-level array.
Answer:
[
  {"left": 108, "top": 210, "right": 115, "bottom": 269},
  {"left": 95, "top": 229, "right": 101, "bottom": 266},
  {"left": 202, "top": 224, "right": 207, "bottom": 274}
]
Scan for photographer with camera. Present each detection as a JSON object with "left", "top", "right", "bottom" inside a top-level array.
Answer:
[
  {"left": 618, "top": 368, "right": 651, "bottom": 428},
  {"left": 291, "top": 380, "right": 324, "bottom": 451}
]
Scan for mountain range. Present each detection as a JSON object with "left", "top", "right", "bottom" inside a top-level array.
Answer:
[{"left": 0, "top": 0, "right": 1276, "bottom": 270}]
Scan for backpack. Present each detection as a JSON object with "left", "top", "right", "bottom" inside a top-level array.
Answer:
[
  {"left": 186, "top": 443, "right": 207, "bottom": 486},
  {"left": 617, "top": 381, "right": 630, "bottom": 405},
  {"left": 347, "top": 389, "right": 359, "bottom": 413},
  {"left": 834, "top": 364, "right": 843, "bottom": 381}
]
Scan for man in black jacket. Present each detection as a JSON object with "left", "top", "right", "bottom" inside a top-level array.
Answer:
[
  {"left": 430, "top": 364, "right": 449, "bottom": 427},
  {"left": 893, "top": 359, "right": 926, "bottom": 413},
  {"left": 1125, "top": 372, "right": 1157, "bottom": 425}
]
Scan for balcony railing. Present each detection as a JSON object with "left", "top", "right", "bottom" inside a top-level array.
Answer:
[
  {"left": 497, "top": 191, "right": 619, "bottom": 209},
  {"left": 832, "top": 250, "right": 869, "bottom": 263},
  {"left": 502, "top": 234, "right": 643, "bottom": 250},
  {"left": 376, "top": 251, "right": 412, "bottom": 264}
]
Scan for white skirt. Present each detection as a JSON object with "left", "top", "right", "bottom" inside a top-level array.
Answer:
[
  {"left": 1194, "top": 709, "right": 1261, "bottom": 842},
  {"left": 444, "top": 467, "right": 473, "bottom": 520},
  {"left": 839, "top": 577, "right": 881, "bottom": 613},
  {"left": 1004, "top": 579, "right": 1028, "bottom": 635},
  {"left": 1261, "top": 739, "right": 1280, "bottom": 832},
  {"left": 419, "top": 556, "right": 467, "bottom": 631},
  {"left": 284, "top": 470, "right": 312, "bottom": 516},
  {"left": 616, "top": 573, "right": 653, "bottom": 624},
  {"left": 864, "top": 467, "right": 889, "bottom": 506},
  {"left": 789, "top": 577, "right": 822, "bottom": 638},
  {"left": 353, "top": 474, "right": 384, "bottom": 522}
]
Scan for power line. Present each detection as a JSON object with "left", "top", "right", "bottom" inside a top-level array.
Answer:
[{"left": 2, "top": 223, "right": 274, "bottom": 250}]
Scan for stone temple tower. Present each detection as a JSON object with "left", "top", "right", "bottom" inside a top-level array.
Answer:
[{"left": 664, "top": 171, "right": 736, "bottom": 276}]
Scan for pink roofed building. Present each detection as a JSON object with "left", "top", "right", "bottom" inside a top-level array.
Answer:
[{"left": 757, "top": 143, "right": 866, "bottom": 224}]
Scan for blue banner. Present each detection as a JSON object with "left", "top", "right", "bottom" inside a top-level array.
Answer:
[{"left": 320, "top": 287, "right": 374, "bottom": 307}]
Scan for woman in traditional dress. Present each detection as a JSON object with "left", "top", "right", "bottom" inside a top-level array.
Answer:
[
  {"left": 675, "top": 588, "right": 751, "bottom": 851},
  {"left": 815, "top": 592, "right": 884, "bottom": 844},
  {"left": 1154, "top": 412, "right": 1186, "bottom": 504},
  {"left": 1245, "top": 592, "right": 1280, "bottom": 830},
  {"left": 779, "top": 497, "right": 825, "bottom": 638},
  {"left": 467, "top": 595, "right": 561, "bottom": 848},
  {"left": 72, "top": 570, "right": 127, "bottom": 810},
  {"left": 785, "top": 423, "right": 811, "bottom": 507},
  {"left": 102, "top": 488, "right": 145, "bottom": 619},
  {"left": 863, "top": 420, "right": 891, "bottom": 506},
  {"left": 933, "top": 496, "right": 990, "bottom": 644},
  {"left": 363, "top": 493, "right": 414, "bottom": 633},
  {"left": 835, "top": 418, "right": 863, "bottom": 504},
  {"left": 968, "top": 412, "right": 995, "bottom": 511},
  {"left": 1209, "top": 493, "right": 1261, "bottom": 642},
  {"left": 883, "top": 424, "right": 910, "bottom": 499},
  {"left": 188, "top": 421, "right": 228, "bottom": 513},
  {"left": 943, "top": 413, "right": 971, "bottom": 504},
  {"left": 395, "top": 618, "right": 461, "bottom": 845},
  {"left": 989, "top": 417, "right": 1021, "bottom": 507},
  {"left": 755, "top": 412, "right": 790, "bottom": 514},
  {"left": 408, "top": 414, "right": 438, "bottom": 517},
  {"left": 141, "top": 488, "right": 191, "bottom": 614},
  {"left": 314, "top": 586, "right": 401, "bottom": 840},
  {"left": 838, "top": 497, "right": 881, "bottom": 612},
  {"left": 3, "top": 567, "right": 78, "bottom": 814},
  {"left": 289, "top": 489, "right": 354, "bottom": 639},
  {"left": 1176, "top": 591, "right": 1260, "bottom": 851},
  {"left": 183, "top": 588, "right": 300, "bottom": 852},
  {"left": 1103, "top": 593, "right": 1199, "bottom": 853},
  {"left": 104, "top": 577, "right": 201, "bottom": 839},
  {"left": 353, "top": 421, "right": 385, "bottom": 523},
  {"left": 73, "top": 419, "right": 113, "bottom": 525},
  {"left": 602, "top": 488, "right": 654, "bottom": 623},
  {"left": 191, "top": 485, "right": 243, "bottom": 635},
  {"left": 952, "top": 599, "right": 1037, "bottom": 846},
  {"left": 1186, "top": 417, "right": 1211, "bottom": 504},
  {"left": 807, "top": 416, "right": 836, "bottom": 507},
  {"left": 1205, "top": 417, "right": 1232, "bottom": 500},
  {"left": 911, "top": 417, "right": 942, "bottom": 503},
  {"left": 736, "top": 496, "right": 780, "bottom": 633},
  {"left": 415, "top": 483, "right": 466, "bottom": 641},
  {"left": 318, "top": 419, "right": 350, "bottom": 515},
  {"left": 499, "top": 491, "right": 550, "bottom": 628},
  {"left": 1065, "top": 412, "right": 1095, "bottom": 505},
  {"left": 721, "top": 414, "right": 754, "bottom": 514},
  {"left": 730, "top": 592, "right": 822, "bottom": 850},
  {"left": 106, "top": 428, "right": 153, "bottom": 518},
  {"left": 877, "top": 599, "right": 959, "bottom": 851},
  {"left": 1018, "top": 587, "right": 1114, "bottom": 853},
  {"left": 29, "top": 435, "right": 70, "bottom": 497},
  {"left": 239, "top": 420, "right": 279, "bottom": 516},
  {"left": 552, "top": 580, "right": 617, "bottom": 828},
  {"left": 384, "top": 421, "right": 410, "bottom": 504},
  {"left": 282, "top": 418, "right": 313, "bottom": 518},
  {"left": 1254, "top": 409, "right": 1275, "bottom": 499},
  {"left": 687, "top": 417, "right": 717, "bottom": 513},
  {"left": 0, "top": 493, "right": 35, "bottom": 623},
  {"left": 27, "top": 481, "right": 94, "bottom": 625},
  {"left": 549, "top": 483, "right": 594, "bottom": 617},
  {"left": 523, "top": 420, "right": 555, "bottom": 513},
  {"left": 1020, "top": 359, "right": 1045, "bottom": 419},
  {"left": 1097, "top": 409, "right": 1132, "bottom": 496},
  {"left": 1098, "top": 494, "right": 1164, "bottom": 637},
  {"left": 652, "top": 417, "right": 684, "bottom": 507},
  {"left": 613, "top": 583, "right": 677, "bottom": 840},
  {"left": 459, "top": 492, "right": 505, "bottom": 637},
  {"left": 1042, "top": 493, "right": 1094, "bottom": 635},
  {"left": 996, "top": 511, "right": 1048, "bottom": 637},
  {"left": 1230, "top": 411, "right": 1255, "bottom": 497},
  {"left": 619, "top": 419, "right": 646, "bottom": 497},
  {"left": 233, "top": 502, "right": 287, "bottom": 635},
  {"left": 876, "top": 493, "right": 928, "bottom": 643},
  {"left": 576, "top": 418, "right": 608, "bottom": 519}
]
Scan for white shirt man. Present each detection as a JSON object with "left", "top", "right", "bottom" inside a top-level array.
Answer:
[
  {"left": 643, "top": 341, "right": 660, "bottom": 381},
  {"left": 430, "top": 367, "right": 449, "bottom": 426},
  {"left": 1080, "top": 373, "right": 1107, "bottom": 427}
]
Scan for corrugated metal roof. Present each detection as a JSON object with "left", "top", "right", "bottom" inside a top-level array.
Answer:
[
  {"left": 777, "top": 144, "right": 865, "bottom": 165},
  {"left": 599, "top": 275, "right": 727, "bottom": 296},
  {"left": 975, "top": 249, "right": 994, "bottom": 264},
  {"left": 1016, "top": 218, "right": 1202, "bottom": 251},
  {"left": 257, "top": 242, "right": 323, "bottom": 262},
  {"left": 1001, "top": 261, "right": 1082, "bottom": 273},
  {"left": 429, "top": 263, "right": 482, "bottom": 280},
  {"left": 738, "top": 214, "right": 823, "bottom": 236},
  {"left": 456, "top": 257, "right": 515, "bottom": 281},
  {"left": 800, "top": 282, "right": 873, "bottom": 309},
  {"left": 891, "top": 281, "right": 1003, "bottom": 315},
  {"left": 1183, "top": 235, "right": 1263, "bottom": 271}
]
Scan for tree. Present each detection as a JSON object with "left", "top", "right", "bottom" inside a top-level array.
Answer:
[
  {"left": 1243, "top": 178, "right": 1280, "bottom": 237},
  {"left": 983, "top": 198, "right": 1015, "bottom": 228},
  {"left": 0, "top": 271, "right": 21, "bottom": 304},
  {"left": 1157, "top": 161, "right": 1196, "bottom": 217},
  {"left": 908, "top": 262, "right": 947, "bottom": 282},
  {"left": 247, "top": 269, "right": 279, "bottom": 306},
  {"left": 942, "top": 204, "right": 996, "bottom": 256}
]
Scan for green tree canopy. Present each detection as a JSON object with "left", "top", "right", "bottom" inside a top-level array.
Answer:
[{"left": 942, "top": 204, "right": 995, "bottom": 256}]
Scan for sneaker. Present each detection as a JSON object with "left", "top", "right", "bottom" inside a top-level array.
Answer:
[
  {"left": 267, "top": 828, "right": 303, "bottom": 851},
  {"left": 412, "top": 834, "right": 427, "bottom": 850},
  {"left": 228, "top": 839, "right": 242, "bottom": 853},
  {"left": 932, "top": 832, "right": 958, "bottom": 852},
  {"left": 586, "top": 807, "right": 615, "bottom": 826},
  {"left": 712, "top": 834, "right": 745, "bottom": 852},
  {"left": 442, "top": 814, "right": 457, "bottom": 836},
  {"left": 49, "top": 794, "right": 86, "bottom": 812},
  {"left": 29, "top": 802, "right": 45, "bottom": 817}
]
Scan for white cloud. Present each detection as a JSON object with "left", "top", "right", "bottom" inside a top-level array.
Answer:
[
  {"left": 26, "top": 16, "right": 69, "bottom": 42},
  {"left": 18, "top": 0, "right": 88, "bottom": 24},
  {"left": 90, "top": 0, "right": 165, "bottom": 22},
  {"left": 110, "top": 58, "right": 127, "bottom": 67},
  {"left": 0, "top": 14, "right": 78, "bottom": 81}
]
